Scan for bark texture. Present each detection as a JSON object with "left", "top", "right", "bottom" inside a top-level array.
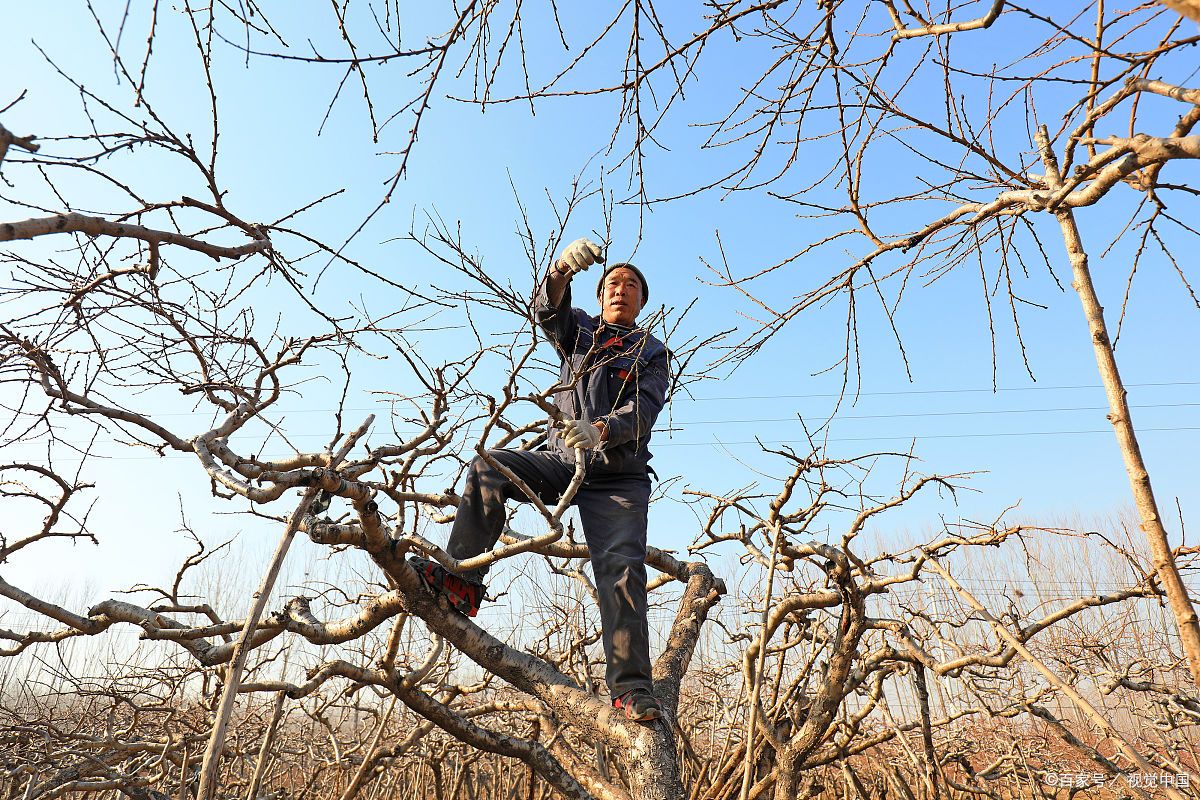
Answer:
[{"left": 1036, "top": 127, "right": 1200, "bottom": 687}]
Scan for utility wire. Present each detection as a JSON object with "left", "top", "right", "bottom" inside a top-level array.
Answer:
[
  {"left": 54, "top": 380, "right": 1200, "bottom": 418},
  {"left": 685, "top": 380, "right": 1200, "bottom": 402},
  {"left": 4, "top": 425, "right": 1198, "bottom": 462},
  {"left": 4, "top": 403, "right": 1197, "bottom": 450},
  {"left": 656, "top": 425, "right": 1200, "bottom": 447},
  {"left": 671, "top": 402, "right": 1200, "bottom": 426}
]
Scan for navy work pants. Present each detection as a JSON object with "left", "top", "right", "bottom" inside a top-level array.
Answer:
[{"left": 446, "top": 448, "right": 653, "bottom": 696}]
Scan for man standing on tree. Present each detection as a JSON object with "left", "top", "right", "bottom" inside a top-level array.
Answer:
[{"left": 409, "top": 236, "right": 671, "bottom": 722}]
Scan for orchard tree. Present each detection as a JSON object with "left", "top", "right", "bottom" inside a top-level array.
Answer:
[{"left": 3, "top": 3, "right": 1200, "bottom": 800}]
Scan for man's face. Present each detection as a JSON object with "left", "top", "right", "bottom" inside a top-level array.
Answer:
[{"left": 600, "top": 267, "right": 643, "bottom": 327}]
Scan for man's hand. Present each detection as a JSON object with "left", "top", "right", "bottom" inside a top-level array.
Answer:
[
  {"left": 560, "top": 418, "right": 604, "bottom": 450},
  {"left": 555, "top": 237, "right": 605, "bottom": 277}
]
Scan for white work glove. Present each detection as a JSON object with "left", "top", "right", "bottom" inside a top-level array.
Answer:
[
  {"left": 556, "top": 237, "right": 605, "bottom": 276},
  {"left": 560, "top": 418, "right": 602, "bottom": 450}
]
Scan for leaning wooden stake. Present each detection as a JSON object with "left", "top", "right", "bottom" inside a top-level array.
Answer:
[
  {"left": 1035, "top": 125, "right": 1200, "bottom": 687},
  {"left": 924, "top": 553, "right": 1180, "bottom": 800},
  {"left": 196, "top": 416, "right": 374, "bottom": 800}
]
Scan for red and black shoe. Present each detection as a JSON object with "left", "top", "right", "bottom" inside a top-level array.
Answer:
[
  {"left": 613, "top": 689, "right": 662, "bottom": 722},
  {"left": 408, "top": 556, "right": 485, "bottom": 617}
]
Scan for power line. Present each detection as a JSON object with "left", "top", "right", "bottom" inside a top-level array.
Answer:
[
  {"left": 5, "top": 402, "right": 1197, "bottom": 452},
  {"left": 87, "top": 401, "right": 1200, "bottom": 442},
  {"left": 671, "top": 402, "right": 1200, "bottom": 426},
  {"left": 41, "top": 380, "right": 1200, "bottom": 418},
  {"left": 685, "top": 380, "right": 1200, "bottom": 402},
  {"left": 4, "top": 425, "right": 1199, "bottom": 463},
  {"left": 653, "top": 426, "right": 1200, "bottom": 447}
]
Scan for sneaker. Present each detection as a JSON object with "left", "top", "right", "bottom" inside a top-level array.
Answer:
[
  {"left": 407, "top": 556, "right": 485, "bottom": 617},
  {"left": 612, "top": 689, "right": 662, "bottom": 722}
]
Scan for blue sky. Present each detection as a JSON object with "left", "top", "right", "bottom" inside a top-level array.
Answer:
[{"left": 2, "top": 2, "right": 1199, "bottom": 611}]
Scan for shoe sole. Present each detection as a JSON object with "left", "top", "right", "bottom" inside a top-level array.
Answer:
[{"left": 614, "top": 696, "right": 663, "bottom": 722}]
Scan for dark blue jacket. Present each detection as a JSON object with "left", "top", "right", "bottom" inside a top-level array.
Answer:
[{"left": 533, "top": 278, "right": 670, "bottom": 476}]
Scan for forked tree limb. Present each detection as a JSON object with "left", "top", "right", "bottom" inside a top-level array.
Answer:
[
  {"left": 883, "top": 0, "right": 1004, "bottom": 40},
  {"left": 1034, "top": 125, "right": 1200, "bottom": 689},
  {"left": 0, "top": 211, "right": 270, "bottom": 259},
  {"left": 0, "top": 121, "right": 39, "bottom": 165}
]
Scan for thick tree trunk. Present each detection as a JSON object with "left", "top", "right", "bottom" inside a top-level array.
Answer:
[
  {"left": 624, "top": 723, "right": 685, "bottom": 800},
  {"left": 1054, "top": 206, "right": 1200, "bottom": 687},
  {"left": 772, "top": 768, "right": 822, "bottom": 800}
]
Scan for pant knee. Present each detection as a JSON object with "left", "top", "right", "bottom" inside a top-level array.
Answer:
[
  {"left": 465, "top": 452, "right": 506, "bottom": 493},
  {"left": 469, "top": 451, "right": 495, "bottom": 479},
  {"left": 594, "top": 544, "right": 647, "bottom": 574}
]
